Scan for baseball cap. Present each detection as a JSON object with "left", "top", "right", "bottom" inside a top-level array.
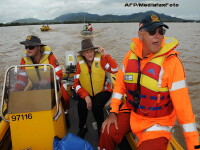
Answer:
[
  {"left": 139, "top": 14, "right": 169, "bottom": 31},
  {"left": 20, "top": 35, "right": 46, "bottom": 46}
]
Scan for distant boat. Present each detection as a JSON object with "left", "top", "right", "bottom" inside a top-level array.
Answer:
[
  {"left": 80, "top": 24, "right": 93, "bottom": 36},
  {"left": 40, "top": 25, "right": 51, "bottom": 31},
  {"left": 80, "top": 13, "right": 93, "bottom": 36}
]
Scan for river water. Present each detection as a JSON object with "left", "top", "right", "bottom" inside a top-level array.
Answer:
[{"left": 0, "top": 23, "right": 199, "bottom": 148}]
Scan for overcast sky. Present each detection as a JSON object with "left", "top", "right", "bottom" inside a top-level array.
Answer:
[{"left": 0, "top": 0, "right": 199, "bottom": 23}]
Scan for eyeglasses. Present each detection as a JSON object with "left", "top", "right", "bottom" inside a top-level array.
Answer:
[
  {"left": 25, "top": 45, "right": 36, "bottom": 50},
  {"left": 148, "top": 29, "right": 166, "bottom": 36}
]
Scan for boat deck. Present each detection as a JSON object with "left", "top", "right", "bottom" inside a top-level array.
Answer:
[
  {"left": 67, "top": 97, "right": 101, "bottom": 149},
  {"left": 67, "top": 96, "right": 132, "bottom": 150}
]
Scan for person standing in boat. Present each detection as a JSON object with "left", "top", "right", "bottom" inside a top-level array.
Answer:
[
  {"left": 73, "top": 39, "right": 118, "bottom": 138},
  {"left": 87, "top": 23, "right": 93, "bottom": 31},
  {"left": 98, "top": 14, "right": 199, "bottom": 150},
  {"left": 13, "top": 35, "right": 70, "bottom": 122}
]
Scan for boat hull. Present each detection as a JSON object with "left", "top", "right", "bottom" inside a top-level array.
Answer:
[
  {"left": 80, "top": 30, "right": 93, "bottom": 36},
  {"left": 40, "top": 27, "right": 51, "bottom": 31}
]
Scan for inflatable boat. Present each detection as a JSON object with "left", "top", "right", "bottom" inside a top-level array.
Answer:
[
  {"left": 40, "top": 25, "right": 51, "bottom": 31},
  {"left": 80, "top": 30, "right": 93, "bottom": 36},
  {"left": 0, "top": 51, "right": 184, "bottom": 149}
]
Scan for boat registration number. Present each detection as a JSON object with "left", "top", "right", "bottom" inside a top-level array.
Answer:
[{"left": 11, "top": 113, "right": 33, "bottom": 121}]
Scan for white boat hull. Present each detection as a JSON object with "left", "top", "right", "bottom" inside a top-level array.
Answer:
[{"left": 80, "top": 30, "right": 93, "bottom": 36}]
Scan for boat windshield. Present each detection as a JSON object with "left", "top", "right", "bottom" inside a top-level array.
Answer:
[
  {"left": 4, "top": 65, "right": 57, "bottom": 114},
  {"left": 8, "top": 66, "right": 55, "bottom": 91}
]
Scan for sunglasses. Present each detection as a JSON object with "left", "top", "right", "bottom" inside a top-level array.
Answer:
[
  {"left": 25, "top": 45, "right": 36, "bottom": 50},
  {"left": 148, "top": 29, "right": 166, "bottom": 36}
]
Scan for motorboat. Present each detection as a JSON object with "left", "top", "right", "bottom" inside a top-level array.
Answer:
[
  {"left": 80, "top": 30, "right": 93, "bottom": 36},
  {"left": 80, "top": 24, "right": 93, "bottom": 36},
  {"left": 0, "top": 51, "right": 184, "bottom": 149},
  {"left": 40, "top": 25, "right": 51, "bottom": 31}
]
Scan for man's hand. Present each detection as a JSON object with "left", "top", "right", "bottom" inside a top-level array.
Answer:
[
  {"left": 85, "top": 96, "right": 92, "bottom": 110},
  {"left": 101, "top": 112, "right": 118, "bottom": 134}
]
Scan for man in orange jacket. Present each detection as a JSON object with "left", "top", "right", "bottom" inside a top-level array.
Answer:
[
  {"left": 98, "top": 14, "right": 199, "bottom": 150},
  {"left": 13, "top": 35, "right": 70, "bottom": 123},
  {"left": 73, "top": 39, "right": 118, "bottom": 138}
]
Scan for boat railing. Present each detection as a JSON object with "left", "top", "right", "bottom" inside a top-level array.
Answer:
[{"left": 0, "top": 64, "right": 60, "bottom": 122}]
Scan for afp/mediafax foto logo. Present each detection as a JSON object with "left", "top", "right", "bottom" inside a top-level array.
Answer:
[{"left": 124, "top": 3, "right": 179, "bottom": 7}]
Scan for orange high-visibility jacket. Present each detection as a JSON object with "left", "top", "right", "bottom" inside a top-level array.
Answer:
[
  {"left": 73, "top": 53, "right": 118, "bottom": 99},
  {"left": 110, "top": 37, "right": 199, "bottom": 150}
]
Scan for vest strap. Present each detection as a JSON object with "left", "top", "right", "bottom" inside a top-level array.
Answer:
[
  {"left": 139, "top": 94, "right": 169, "bottom": 100},
  {"left": 138, "top": 100, "right": 171, "bottom": 110}
]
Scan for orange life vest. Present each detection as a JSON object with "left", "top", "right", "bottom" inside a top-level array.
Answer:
[
  {"left": 124, "top": 37, "right": 179, "bottom": 117},
  {"left": 124, "top": 53, "right": 173, "bottom": 117}
]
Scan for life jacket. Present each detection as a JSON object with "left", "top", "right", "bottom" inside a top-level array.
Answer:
[
  {"left": 22, "top": 46, "right": 52, "bottom": 85},
  {"left": 77, "top": 52, "right": 105, "bottom": 96},
  {"left": 124, "top": 37, "right": 178, "bottom": 117}
]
